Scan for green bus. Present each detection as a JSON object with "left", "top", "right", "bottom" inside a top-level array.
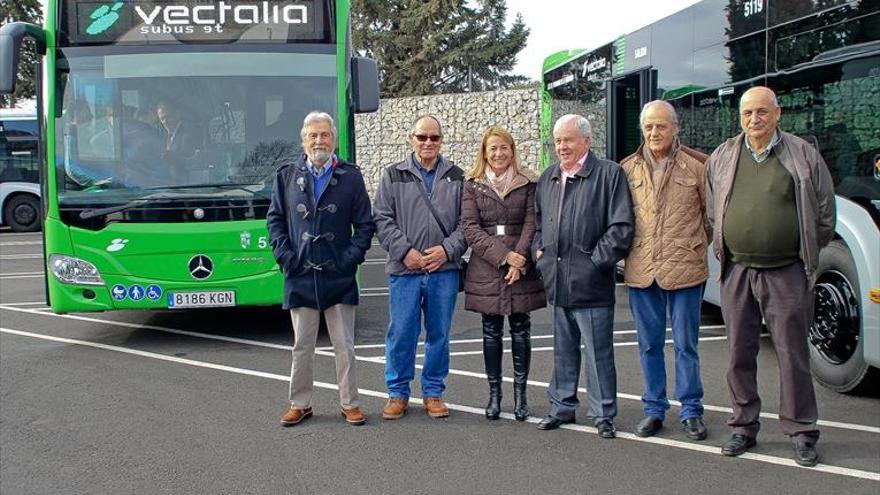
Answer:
[
  {"left": 540, "top": 0, "right": 879, "bottom": 392},
  {"left": 0, "top": 0, "right": 379, "bottom": 313}
]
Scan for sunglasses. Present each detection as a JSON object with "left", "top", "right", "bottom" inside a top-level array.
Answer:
[{"left": 413, "top": 134, "right": 442, "bottom": 142}]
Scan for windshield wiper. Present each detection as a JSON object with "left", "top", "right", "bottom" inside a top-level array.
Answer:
[
  {"left": 78, "top": 193, "right": 180, "bottom": 219},
  {"left": 143, "top": 182, "right": 263, "bottom": 192}
]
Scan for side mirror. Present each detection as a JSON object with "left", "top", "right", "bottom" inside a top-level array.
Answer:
[
  {"left": 351, "top": 56, "right": 379, "bottom": 114},
  {"left": 0, "top": 22, "right": 46, "bottom": 95}
]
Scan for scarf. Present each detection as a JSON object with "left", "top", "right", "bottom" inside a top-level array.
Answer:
[{"left": 485, "top": 166, "right": 516, "bottom": 198}]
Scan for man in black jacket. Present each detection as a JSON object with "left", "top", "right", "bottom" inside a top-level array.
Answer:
[
  {"left": 267, "top": 111, "right": 375, "bottom": 427},
  {"left": 532, "top": 114, "right": 634, "bottom": 437}
]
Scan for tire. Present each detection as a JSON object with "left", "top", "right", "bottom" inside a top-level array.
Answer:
[
  {"left": 3, "top": 194, "right": 41, "bottom": 232},
  {"left": 808, "top": 240, "right": 878, "bottom": 393}
]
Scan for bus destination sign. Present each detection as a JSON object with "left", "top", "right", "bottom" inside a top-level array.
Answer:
[{"left": 63, "top": 0, "right": 331, "bottom": 45}]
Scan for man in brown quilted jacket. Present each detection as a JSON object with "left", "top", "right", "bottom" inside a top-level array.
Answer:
[{"left": 621, "top": 100, "right": 710, "bottom": 442}]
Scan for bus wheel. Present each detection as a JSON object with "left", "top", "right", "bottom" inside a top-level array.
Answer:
[
  {"left": 3, "top": 194, "right": 41, "bottom": 232},
  {"left": 808, "top": 240, "right": 877, "bottom": 393}
]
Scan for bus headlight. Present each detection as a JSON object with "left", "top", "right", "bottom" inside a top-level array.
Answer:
[{"left": 48, "top": 255, "right": 105, "bottom": 286}]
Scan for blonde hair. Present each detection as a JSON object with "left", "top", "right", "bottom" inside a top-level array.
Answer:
[{"left": 466, "top": 125, "right": 520, "bottom": 180}]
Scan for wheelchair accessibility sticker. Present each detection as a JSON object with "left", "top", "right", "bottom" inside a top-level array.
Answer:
[{"left": 146, "top": 285, "right": 163, "bottom": 301}]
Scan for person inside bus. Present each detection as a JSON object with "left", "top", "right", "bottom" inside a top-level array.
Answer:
[
  {"left": 532, "top": 114, "right": 634, "bottom": 437},
  {"left": 460, "top": 126, "right": 545, "bottom": 421},
  {"left": 704, "top": 86, "right": 836, "bottom": 467},
  {"left": 61, "top": 99, "right": 111, "bottom": 188},
  {"left": 620, "top": 100, "right": 710, "bottom": 441},
  {"left": 156, "top": 100, "right": 200, "bottom": 166},
  {"left": 268, "top": 111, "right": 375, "bottom": 427}
]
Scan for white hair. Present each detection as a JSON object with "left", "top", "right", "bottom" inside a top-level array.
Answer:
[
  {"left": 639, "top": 100, "right": 679, "bottom": 128},
  {"left": 300, "top": 111, "right": 337, "bottom": 139},
  {"left": 740, "top": 86, "right": 780, "bottom": 109},
  {"left": 553, "top": 114, "right": 591, "bottom": 139}
]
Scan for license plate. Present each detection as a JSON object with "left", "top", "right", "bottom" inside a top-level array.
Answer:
[{"left": 168, "top": 290, "right": 236, "bottom": 309}]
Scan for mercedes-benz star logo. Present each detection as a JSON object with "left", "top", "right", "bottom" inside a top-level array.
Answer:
[{"left": 188, "top": 255, "right": 213, "bottom": 280}]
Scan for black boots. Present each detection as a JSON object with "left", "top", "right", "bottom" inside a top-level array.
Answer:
[
  {"left": 509, "top": 313, "right": 531, "bottom": 421},
  {"left": 482, "top": 315, "right": 503, "bottom": 420},
  {"left": 486, "top": 380, "right": 502, "bottom": 420},
  {"left": 482, "top": 313, "right": 531, "bottom": 421}
]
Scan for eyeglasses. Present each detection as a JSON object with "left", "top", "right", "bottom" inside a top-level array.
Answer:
[{"left": 413, "top": 134, "right": 442, "bottom": 142}]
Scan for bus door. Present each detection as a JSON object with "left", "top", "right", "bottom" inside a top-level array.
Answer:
[{"left": 606, "top": 67, "right": 656, "bottom": 162}]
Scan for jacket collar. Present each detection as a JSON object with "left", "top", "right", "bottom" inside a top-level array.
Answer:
[
  {"left": 550, "top": 150, "right": 598, "bottom": 181},
  {"left": 398, "top": 152, "right": 449, "bottom": 179},
  {"left": 296, "top": 154, "right": 348, "bottom": 176}
]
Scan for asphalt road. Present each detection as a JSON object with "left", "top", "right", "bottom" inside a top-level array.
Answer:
[{"left": 1, "top": 230, "right": 878, "bottom": 494}]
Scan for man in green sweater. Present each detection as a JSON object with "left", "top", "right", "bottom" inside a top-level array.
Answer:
[{"left": 704, "top": 86, "right": 836, "bottom": 467}]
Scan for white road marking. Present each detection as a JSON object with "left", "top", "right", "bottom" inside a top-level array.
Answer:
[
  {"left": 0, "top": 272, "right": 43, "bottom": 276},
  {"left": 0, "top": 254, "right": 42, "bottom": 260},
  {"left": 0, "top": 274, "right": 43, "bottom": 279},
  {"left": 340, "top": 325, "right": 729, "bottom": 350},
  {"left": 0, "top": 301, "right": 47, "bottom": 306},
  {"left": 1, "top": 325, "right": 877, "bottom": 481},
  {"left": 1, "top": 305, "right": 876, "bottom": 435},
  {"left": 0, "top": 241, "right": 42, "bottom": 246},
  {"left": 426, "top": 336, "right": 733, "bottom": 357}
]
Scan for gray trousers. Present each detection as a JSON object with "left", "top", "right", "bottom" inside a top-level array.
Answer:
[
  {"left": 547, "top": 305, "right": 617, "bottom": 423},
  {"left": 720, "top": 261, "right": 819, "bottom": 440},
  {"left": 289, "top": 304, "right": 360, "bottom": 409}
]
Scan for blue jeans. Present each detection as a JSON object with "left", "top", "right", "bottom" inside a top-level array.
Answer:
[
  {"left": 385, "top": 270, "right": 458, "bottom": 399},
  {"left": 629, "top": 282, "right": 705, "bottom": 421}
]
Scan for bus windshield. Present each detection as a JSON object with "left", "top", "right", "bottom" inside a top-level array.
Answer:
[{"left": 55, "top": 47, "right": 337, "bottom": 215}]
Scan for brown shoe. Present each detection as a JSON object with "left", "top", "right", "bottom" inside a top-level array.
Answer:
[
  {"left": 341, "top": 407, "right": 366, "bottom": 426},
  {"left": 280, "top": 406, "right": 313, "bottom": 426},
  {"left": 423, "top": 397, "right": 449, "bottom": 418},
  {"left": 382, "top": 398, "right": 408, "bottom": 420}
]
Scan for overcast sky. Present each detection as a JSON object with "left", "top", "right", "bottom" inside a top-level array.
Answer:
[{"left": 505, "top": 0, "right": 702, "bottom": 80}]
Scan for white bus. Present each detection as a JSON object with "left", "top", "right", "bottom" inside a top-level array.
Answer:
[{"left": 0, "top": 108, "right": 41, "bottom": 232}]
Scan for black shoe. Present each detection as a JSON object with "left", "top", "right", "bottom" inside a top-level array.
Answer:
[
  {"left": 721, "top": 434, "right": 756, "bottom": 456},
  {"left": 537, "top": 415, "right": 573, "bottom": 430},
  {"left": 596, "top": 419, "right": 616, "bottom": 439},
  {"left": 792, "top": 440, "right": 819, "bottom": 467},
  {"left": 682, "top": 417, "right": 708, "bottom": 441},
  {"left": 634, "top": 416, "right": 663, "bottom": 438}
]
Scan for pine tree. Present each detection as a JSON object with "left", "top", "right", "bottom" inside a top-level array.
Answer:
[
  {"left": 0, "top": 0, "right": 42, "bottom": 107},
  {"left": 352, "top": 0, "right": 530, "bottom": 97}
]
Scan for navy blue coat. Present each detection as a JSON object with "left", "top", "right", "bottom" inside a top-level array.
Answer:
[
  {"left": 266, "top": 156, "right": 376, "bottom": 310},
  {"left": 532, "top": 151, "right": 634, "bottom": 308}
]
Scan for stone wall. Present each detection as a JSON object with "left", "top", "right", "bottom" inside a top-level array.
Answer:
[{"left": 354, "top": 88, "right": 542, "bottom": 196}]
